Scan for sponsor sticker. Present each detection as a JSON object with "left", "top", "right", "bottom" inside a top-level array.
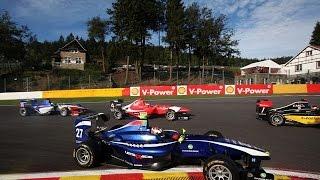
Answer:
[{"left": 187, "top": 144, "right": 193, "bottom": 149}]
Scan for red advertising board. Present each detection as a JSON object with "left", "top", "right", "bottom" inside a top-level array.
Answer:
[
  {"left": 307, "top": 84, "right": 320, "bottom": 93},
  {"left": 235, "top": 84, "right": 273, "bottom": 95},
  {"left": 140, "top": 85, "right": 177, "bottom": 96},
  {"left": 187, "top": 85, "right": 224, "bottom": 95}
]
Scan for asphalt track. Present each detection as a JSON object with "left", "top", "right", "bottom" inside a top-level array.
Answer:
[{"left": 0, "top": 95, "right": 319, "bottom": 174}]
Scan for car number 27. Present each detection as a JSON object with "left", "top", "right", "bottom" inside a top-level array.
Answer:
[{"left": 75, "top": 128, "right": 83, "bottom": 138}]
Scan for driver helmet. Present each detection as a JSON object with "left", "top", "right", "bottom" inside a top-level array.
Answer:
[{"left": 151, "top": 127, "right": 163, "bottom": 135}]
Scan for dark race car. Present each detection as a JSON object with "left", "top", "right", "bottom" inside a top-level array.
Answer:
[
  {"left": 73, "top": 113, "right": 273, "bottom": 180},
  {"left": 19, "top": 99, "right": 88, "bottom": 117},
  {"left": 256, "top": 99, "right": 320, "bottom": 126},
  {"left": 109, "top": 98, "right": 190, "bottom": 121}
]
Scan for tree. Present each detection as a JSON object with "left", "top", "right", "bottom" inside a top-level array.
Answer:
[
  {"left": 184, "top": 3, "right": 201, "bottom": 81},
  {"left": 310, "top": 21, "right": 320, "bottom": 46},
  {"left": 66, "top": 33, "right": 75, "bottom": 42},
  {"left": 108, "top": 0, "right": 163, "bottom": 80},
  {"left": 165, "top": 0, "right": 185, "bottom": 81},
  {"left": 87, "top": 16, "right": 109, "bottom": 72},
  {"left": 0, "top": 10, "right": 30, "bottom": 66}
]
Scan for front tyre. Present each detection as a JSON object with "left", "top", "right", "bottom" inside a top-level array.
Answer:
[
  {"left": 60, "top": 107, "right": 69, "bottom": 116},
  {"left": 19, "top": 108, "right": 28, "bottom": 116},
  {"left": 269, "top": 113, "right": 284, "bottom": 126},
  {"left": 74, "top": 141, "right": 101, "bottom": 168},
  {"left": 166, "top": 110, "right": 176, "bottom": 121},
  {"left": 203, "top": 155, "right": 239, "bottom": 180}
]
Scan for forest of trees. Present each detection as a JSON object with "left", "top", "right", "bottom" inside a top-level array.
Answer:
[{"left": 2, "top": 0, "right": 316, "bottom": 80}]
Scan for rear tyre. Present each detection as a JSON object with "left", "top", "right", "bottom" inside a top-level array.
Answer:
[
  {"left": 113, "top": 109, "right": 123, "bottom": 120},
  {"left": 269, "top": 113, "right": 284, "bottom": 126},
  {"left": 19, "top": 108, "right": 28, "bottom": 116},
  {"left": 203, "top": 155, "right": 239, "bottom": 180},
  {"left": 204, "top": 130, "right": 223, "bottom": 138},
  {"left": 166, "top": 110, "right": 176, "bottom": 121},
  {"left": 74, "top": 141, "right": 102, "bottom": 168},
  {"left": 60, "top": 108, "right": 69, "bottom": 117}
]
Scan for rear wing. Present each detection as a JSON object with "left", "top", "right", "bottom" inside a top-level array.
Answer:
[
  {"left": 256, "top": 99, "right": 273, "bottom": 108},
  {"left": 110, "top": 99, "right": 123, "bottom": 111},
  {"left": 74, "top": 113, "right": 109, "bottom": 144}
]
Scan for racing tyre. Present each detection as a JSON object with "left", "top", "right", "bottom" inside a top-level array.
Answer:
[
  {"left": 60, "top": 108, "right": 69, "bottom": 117},
  {"left": 19, "top": 108, "right": 28, "bottom": 116},
  {"left": 166, "top": 110, "right": 176, "bottom": 121},
  {"left": 203, "top": 155, "right": 239, "bottom": 180},
  {"left": 204, "top": 130, "right": 223, "bottom": 138},
  {"left": 74, "top": 141, "right": 102, "bottom": 168},
  {"left": 269, "top": 113, "right": 284, "bottom": 126},
  {"left": 113, "top": 108, "right": 123, "bottom": 120}
]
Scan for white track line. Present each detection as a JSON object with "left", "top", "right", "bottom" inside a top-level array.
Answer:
[{"left": 1, "top": 167, "right": 319, "bottom": 180}]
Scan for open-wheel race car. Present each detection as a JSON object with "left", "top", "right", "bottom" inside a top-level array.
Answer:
[
  {"left": 73, "top": 113, "right": 273, "bottom": 180},
  {"left": 256, "top": 99, "right": 320, "bottom": 126},
  {"left": 19, "top": 99, "right": 88, "bottom": 117},
  {"left": 109, "top": 98, "right": 190, "bottom": 121}
]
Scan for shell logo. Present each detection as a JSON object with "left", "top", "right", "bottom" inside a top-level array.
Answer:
[
  {"left": 130, "top": 87, "right": 140, "bottom": 96},
  {"left": 177, "top": 85, "right": 187, "bottom": 95},
  {"left": 225, "top": 85, "right": 235, "bottom": 95}
]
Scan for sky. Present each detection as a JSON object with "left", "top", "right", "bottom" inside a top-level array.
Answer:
[{"left": 1, "top": 0, "right": 320, "bottom": 59}]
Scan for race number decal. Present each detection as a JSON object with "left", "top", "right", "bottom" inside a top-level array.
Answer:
[{"left": 75, "top": 128, "right": 83, "bottom": 138}]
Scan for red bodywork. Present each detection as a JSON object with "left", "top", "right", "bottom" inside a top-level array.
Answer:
[
  {"left": 124, "top": 98, "right": 190, "bottom": 118},
  {"left": 69, "top": 106, "right": 87, "bottom": 116}
]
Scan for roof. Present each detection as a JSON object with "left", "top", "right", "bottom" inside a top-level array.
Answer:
[
  {"left": 284, "top": 44, "right": 320, "bottom": 66},
  {"left": 240, "top": 60, "right": 281, "bottom": 70},
  {"left": 55, "top": 39, "right": 87, "bottom": 54}
]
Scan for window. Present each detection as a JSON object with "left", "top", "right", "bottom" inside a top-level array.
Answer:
[
  {"left": 295, "top": 64, "right": 302, "bottom": 72},
  {"left": 317, "top": 61, "right": 320, "bottom": 69},
  {"left": 64, "top": 57, "right": 71, "bottom": 64},
  {"left": 306, "top": 50, "right": 312, "bottom": 56},
  {"left": 75, "top": 57, "right": 82, "bottom": 64},
  {"left": 70, "top": 49, "right": 78, "bottom": 53}
]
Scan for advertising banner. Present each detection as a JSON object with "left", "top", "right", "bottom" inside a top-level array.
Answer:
[
  {"left": 235, "top": 84, "right": 273, "bottom": 95},
  {"left": 130, "top": 87, "right": 140, "bottom": 96},
  {"left": 139, "top": 86, "right": 177, "bottom": 96},
  {"left": 307, "top": 84, "right": 320, "bottom": 93},
  {"left": 187, "top": 85, "right": 224, "bottom": 95}
]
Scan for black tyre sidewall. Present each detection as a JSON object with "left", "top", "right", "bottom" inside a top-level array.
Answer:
[
  {"left": 19, "top": 108, "right": 27, "bottom": 116},
  {"left": 269, "top": 113, "right": 284, "bottom": 126},
  {"left": 113, "top": 109, "right": 122, "bottom": 120},
  {"left": 166, "top": 110, "right": 176, "bottom": 121},
  {"left": 203, "top": 155, "right": 239, "bottom": 180},
  {"left": 74, "top": 141, "right": 101, "bottom": 168}
]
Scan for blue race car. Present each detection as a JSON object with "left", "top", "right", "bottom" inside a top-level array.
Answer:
[
  {"left": 73, "top": 113, "right": 273, "bottom": 180},
  {"left": 19, "top": 99, "right": 87, "bottom": 117}
]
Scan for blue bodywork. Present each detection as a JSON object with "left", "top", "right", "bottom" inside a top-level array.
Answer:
[
  {"left": 19, "top": 99, "right": 55, "bottom": 115},
  {"left": 74, "top": 113, "right": 271, "bottom": 175}
]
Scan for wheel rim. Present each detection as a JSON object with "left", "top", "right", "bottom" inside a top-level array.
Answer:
[
  {"left": 167, "top": 112, "right": 175, "bottom": 120},
  {"left": 20, "top": 109, "right": 26, "bottom": 115},
  {"left": 208, "top": 164, "right": 232, "bottom": 180},
  {"left": 76, "top": 147, "right": 90, "bottom": 165},
  {"left": 272, "top": 116, "right": 282, "bottom": 125}
]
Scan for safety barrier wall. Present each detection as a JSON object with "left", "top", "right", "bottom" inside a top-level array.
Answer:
[
  {"left": 0, "top": 84, "right": 319, "bottom": 100},
  {"left": 43, "top": 88, "right": 124, "bottom": 98}
]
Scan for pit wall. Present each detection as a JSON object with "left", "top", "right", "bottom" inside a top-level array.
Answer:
[{"left": 0, "top": 84, "right": 319, "bottom": 100}]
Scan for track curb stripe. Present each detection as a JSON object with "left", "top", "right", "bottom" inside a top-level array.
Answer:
[{"left": 2, "top": 167, "right": 319, "bottom": 180}]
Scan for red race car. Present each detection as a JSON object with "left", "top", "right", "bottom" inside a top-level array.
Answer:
[{"left": 109, "top": 98, "right": 190, "bottom": 121}]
